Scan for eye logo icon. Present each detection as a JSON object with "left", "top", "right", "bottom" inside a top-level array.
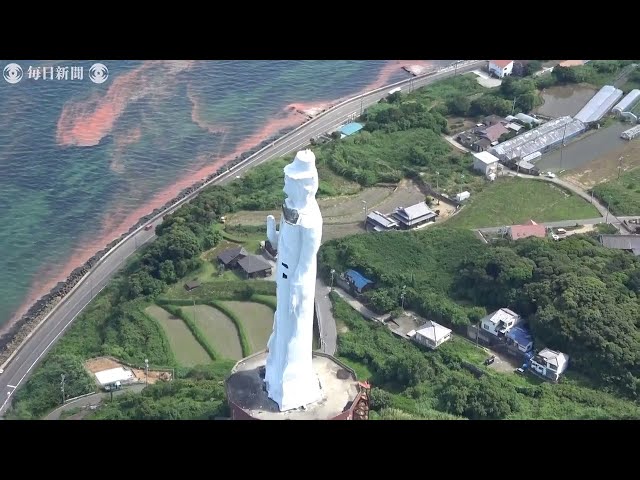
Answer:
[
  {"left": 89, "top": 63, "right": 109, "bottom": 84},
  {"left": 3, "top": 63, "right": 23, "bottom": 84}
]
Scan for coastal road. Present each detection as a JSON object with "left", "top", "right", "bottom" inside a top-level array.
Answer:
[{"left": 0, "top": 59, "right": 487, "bottom": 417}]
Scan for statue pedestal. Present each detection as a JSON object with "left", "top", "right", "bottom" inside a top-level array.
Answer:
[{"left": 225, "top": 351, "right": 365, "bottom": 420}]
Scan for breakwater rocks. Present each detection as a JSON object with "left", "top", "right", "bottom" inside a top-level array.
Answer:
[{"left": 0, "top": 127, "right": 298, "bottom": 366}]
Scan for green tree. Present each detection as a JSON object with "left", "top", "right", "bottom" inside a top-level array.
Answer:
[
  {"left": 158, "top": 260, "right": 177, "bottom": 284},
  {"left": 446, "top": 95, "right": 471, "bottom": 116}
]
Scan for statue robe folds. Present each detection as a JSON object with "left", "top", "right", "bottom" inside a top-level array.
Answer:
[{"left": 264, "top": 149, "right": 323, "bottom": 412}]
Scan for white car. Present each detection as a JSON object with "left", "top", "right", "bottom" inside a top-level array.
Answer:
[
  {"left": 0, "top": 368, "right": 4, "bottom": 374},
  {"left": 545, "top": 172, "right": 556, "bottom": 178}
]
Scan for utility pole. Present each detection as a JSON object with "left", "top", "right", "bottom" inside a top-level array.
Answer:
[
  {"left": 193, "top": 296, "right": 197, "bottom": 327},
  {"left": 560, "top": 122, "right": 569, "bottom": 170},
  {"left": 460, "top": 174, "right": 465, "bottom": 196},
  {"left": 618, "top": 156, "right": 624, "bottom": 180},
  {"left": 436, "top": 171, "right": 439, "bottom": 191},
  {"left": 60, "top": 374, "right": 66, "bottom": 405},
  {"left": 400, "top": 285, "right": 407, "bottom": 311},
  {"left": 606, "top": 197, "right": 610, "bottom": 223},
  {"left": 330, "top": 269, "right": 336, "bottom": 292},
  {"left": 362, "top": 200, "right": 368, "bottom": 225},
  {"left": 145, "top": 359, "right": 149, "bottom": 386}
]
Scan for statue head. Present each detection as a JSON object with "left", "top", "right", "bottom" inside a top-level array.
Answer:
[{"left": 283, "top": 149, "right": 319, "bottom": 210}]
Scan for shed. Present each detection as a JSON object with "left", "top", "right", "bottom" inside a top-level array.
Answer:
[
  {"left": 344, "top": 269, "right": 374, "bottom": 294},
  {"left": 455, "top": 191, "right": 470, "bottom": 202},
  {"left": 184, "top": 280, "right": 201, "bottom": 292},
  {"left": 95, "top": 367, "right": 134, "bottom": 388},
  {"left": 237, "top": 255, "right": 273, "bottom": 279},
  {"left": 339, "top": 122, "right": 364, "bottom": 137}
]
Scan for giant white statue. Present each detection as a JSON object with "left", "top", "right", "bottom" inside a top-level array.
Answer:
[{"left": 264, "top": 149, "right": 323, "bottom": 411}]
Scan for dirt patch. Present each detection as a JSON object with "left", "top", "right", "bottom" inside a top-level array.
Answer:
[
  {"left": 564, "top": 224, "right": 595, "bottom": 236},
  {"left": 84, "top": 356, "right": 171, "bottom": 385},
  {"left": 562, "top": 140, "right": 640, "bottom": 189},
  {"left": 487, "top": 351, "right": 521, "bottom": 374}
]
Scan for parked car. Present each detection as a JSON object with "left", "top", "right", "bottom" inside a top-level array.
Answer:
[
  {"left": 0, "top": 368, "right": 4, "bottom": 374},
  {"left": 516, "top": 367, "right": 526, "bottom": 374},
  {"left": 144, "top": 224, "right": 154, "bottom": 231},
  {"left": 484, "top": 355, "right": 496, "bottom": 366},
  {"left": 545, "top": 171, "right": 556, "bottom": 178}
]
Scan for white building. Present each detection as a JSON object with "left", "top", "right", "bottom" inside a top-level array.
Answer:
[
  {"left": 472, "top": 151, "right": 499, "bottom": 176},
  {"left": 410, "top": 321, "right": 452, "bottom": 349},
  {"left": 480, "top": 308, "right": 521, "bottom": 337},
  {"left": 455, "top": 191, "right": 470, "bottom": 202},
  {"left": 94, "top": 367, "right": 135, "bottom": 388},
  {"left": 488, "top": 60, "right": 514, "bottom": 78},
  {"left": 529, "top": 348, "right": 569, "bottom": 381}
]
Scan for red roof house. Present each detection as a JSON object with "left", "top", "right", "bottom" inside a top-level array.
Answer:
[{"left": 509, "top": 220, "right": 547, "bottom": 240}]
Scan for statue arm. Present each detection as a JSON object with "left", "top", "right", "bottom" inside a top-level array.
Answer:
[{"left": 266, "top": 215, "right": 279, "bottom": 249}]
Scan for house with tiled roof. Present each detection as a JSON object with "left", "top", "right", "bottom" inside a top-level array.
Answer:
[{"left": 489, "top": 60, "right": 514, "bottom": 78}]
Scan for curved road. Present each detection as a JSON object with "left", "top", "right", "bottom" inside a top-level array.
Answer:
[
  {"left": 0, "top": 60, "right": 487, "bottom": 417},
  {"left": 506, "top": 171, "right": 633, "bottom": 233}
]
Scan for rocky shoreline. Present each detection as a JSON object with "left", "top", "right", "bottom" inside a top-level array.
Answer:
[{"left": 0, "top": 126, "right": 298, "bottom": 366}]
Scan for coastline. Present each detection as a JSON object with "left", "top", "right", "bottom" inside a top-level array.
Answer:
[{"left": 0, "top": 59, "right": 435, "bottom": 359}]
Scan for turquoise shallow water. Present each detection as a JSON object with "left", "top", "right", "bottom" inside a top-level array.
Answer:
[{"left": 0, "top": 60, "right": 451, "bottom": 327}]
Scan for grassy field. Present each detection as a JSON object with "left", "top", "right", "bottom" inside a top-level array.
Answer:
[
  {"left": 219, "top": 301, "right": 274, "bottom": 354},
  {"left": 181, "top": 305, "right": 243, "bottom": 360},
  {"left": 591, "top": 168, "right": 640, "bottom": 216},
  {"left": 145, "top": 305, "right": 211, "bottom": 366},
  {"left": 446, "top": 178, "right": 599, "bottom": 228}
]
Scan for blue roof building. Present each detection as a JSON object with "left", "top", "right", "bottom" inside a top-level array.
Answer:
[
  {"left": 339, "top": 122, "right": 364, "bottom": 137},
  {"left": 344, "top": 269, "right": 374, "bottom": 293},
  {"left": 506, "top": 326, "right": 534, "bottom": 353}
]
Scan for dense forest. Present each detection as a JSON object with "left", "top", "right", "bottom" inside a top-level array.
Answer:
[{"left": 319, "top": 228, "right": 640, "bottom": 399}]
